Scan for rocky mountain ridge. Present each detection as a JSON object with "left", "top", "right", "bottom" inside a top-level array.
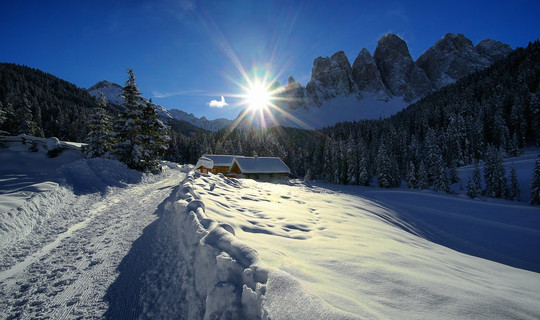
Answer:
[{"left": 298, "top": 33, "right": 512, "bottom": 106}]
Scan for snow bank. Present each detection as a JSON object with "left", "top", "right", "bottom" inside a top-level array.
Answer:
[
  {"left": 146, "top": 171, "right": 269, "bottom": 319},
  {"left": 0, "top": 182, "right": 75, "bottom": 249},
  {"left": 59, "top": 157, "right": 143, "bottom": 194},
  {"left": 1, "top": 134, "right": 85, "bottom": 151},
  {"left": 0, "top": 137, "right": 144, "bottom": 255}
]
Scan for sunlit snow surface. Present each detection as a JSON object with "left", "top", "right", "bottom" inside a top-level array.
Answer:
[{"left": 193, "top": 174, "right": 540, "bottom": 319}]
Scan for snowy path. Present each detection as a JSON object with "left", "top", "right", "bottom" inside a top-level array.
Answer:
[{"left": 0, "top": 167, "right": 185, "bottom": 319}]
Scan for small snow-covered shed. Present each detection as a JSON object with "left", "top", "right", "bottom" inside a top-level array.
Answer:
[
  {"left": 195, "top": 156, "right": 213, "bottom": 173},
  {"left": 202, "top": 155, "right": 242, "bottom": 174},
  {"left": 229, "top": 157, "right": 290, "bottom": 180}
]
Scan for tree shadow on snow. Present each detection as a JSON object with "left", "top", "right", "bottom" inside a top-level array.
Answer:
[
  {"left": 104, "top": 184, "right": 194, "bottom": 320},
  {"left": 309, "top": 182, "right": 540, "bottom": 273}
]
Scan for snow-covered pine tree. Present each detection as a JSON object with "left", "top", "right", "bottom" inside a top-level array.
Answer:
[
  {"left": 417, "top": 160, "right": 429, "bottom": 189},
  {"left": 358, "top": 141, "right": 370, "bottom": 186},
  {"left": 110, "top": 69, "right": 147, "bottom": 170},
  {"left": 346, "top": 138, "right": 358, "bottom": 185},
  {"left": 433, "top": 165, "right": 449, "bottom": 193},
  {"left": 483, "top": 145, "right": 507, "bottom": 198},
  {"left": 0, "top": 101, "right": 5, "bottom": 127},
  {"left": 16, "top": 95, "right": 37, "bottom": 136},
  {"left": 530, "top": 160, "right": 540, "bottom": 205},
  {"left": 472, "top": 162, "right": 482, "bottom": 195},
  {"left": 492, "top": 109, "right": 510, "bottom": 151},
  {"left": 466, "top": 177, "right": 477, "bottom": 198},
  {"left": 406, "top": 161, "right": 417, "bottom": 189},
  {"left": 508, "top": 163, "right": 520, "bottom": 201},
  {"left": 508, "top": 132, "right": 521, "bottom": 157},
  {"left": 445, "top": 114, "right": 466, "bottom": 166},
  {"left": 449, "top": 161, "right": 460, "bottom": 184},
  {"left": 85, "top": 92, "right": 112, "bottom": 158},
  {"left": 322, "top": 138, "right": 334, "bottom": 182},
  {"left": 138, "top": 99, "right": 170, "bottom": 172},
  {"left": 376, "top": 141, "right": 400, "bottom": 188},
  {"left": 424, "top": 128, "right": 444, "bottom": 185}
]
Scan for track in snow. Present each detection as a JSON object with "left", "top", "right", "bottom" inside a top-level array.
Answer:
[{"left": 0, "top": 168, "right": 185, "bottom": 320}]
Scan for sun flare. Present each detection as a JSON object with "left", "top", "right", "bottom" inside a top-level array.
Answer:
[{"left": 246, "top": 82, "right": 271, "bottom": 112}]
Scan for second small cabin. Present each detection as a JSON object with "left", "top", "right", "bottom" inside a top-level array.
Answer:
[{"left": 195, "top": 154, "right": 290, "bottom": 180}]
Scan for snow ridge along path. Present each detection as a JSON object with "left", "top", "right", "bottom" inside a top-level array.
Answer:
[{"left": 0, "top": 163, "right": 186, "bottom": 320}]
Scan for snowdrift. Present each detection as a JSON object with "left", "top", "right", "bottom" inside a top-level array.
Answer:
[{"left": 154, "top": 171, "right": 269, "bottom": 319}]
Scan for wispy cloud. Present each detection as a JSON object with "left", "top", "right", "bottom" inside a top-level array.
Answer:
[
  {"left": 208, "top": 96, "right": 228, "bottom": 108},
  {"left": 152, "top": 89, "right": 204, "bottom": 98},
  {"left": 163, "top": 0, "right": 197, "bottom": 21}
]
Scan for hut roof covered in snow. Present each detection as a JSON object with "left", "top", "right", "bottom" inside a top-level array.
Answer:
[
  {"left": 195, "top": 156, "right": 213, "bottom": 169},
  {"left": 202, "top": 155, "right": 242, "bottom": 167},
  {"left": 232, "top": 157, "right": 290, "bottom": 174}
]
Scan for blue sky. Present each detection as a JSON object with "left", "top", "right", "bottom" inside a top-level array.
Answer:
[{"left": 1, "top": 0, "right": 539, "bottom": 120}]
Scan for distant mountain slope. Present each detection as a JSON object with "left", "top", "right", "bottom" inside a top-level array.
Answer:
[
  {"left": 87, "top": 81, "right": 232, "bottom": 131},
  {"left": 168, "top": 109, "right": 233, "bottom": 132},
  {"left": 0, "top": 63, "right": 98, "bottom": 141}
]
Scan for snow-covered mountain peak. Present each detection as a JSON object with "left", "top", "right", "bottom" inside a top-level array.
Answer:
[
  {"left": 305, "top": 50, "right": 357, "bottom": 105},
  {"left": 375, "top": 33, "right": 411, "bottom": 57},
  {"left": 373, "top": 33, "right": 432, "bottom": 102},
  {"left": 476, "top": 39, "right": 513, "bottom": 61},
  {"left": 351, "top": 48, "right": 391, "bottom": 100},
  {"left": 87, "top": 80, "right": 124, "bottom": 105},
  {"left": 416, "top": 33, "right": 512, "bottom": 90}
]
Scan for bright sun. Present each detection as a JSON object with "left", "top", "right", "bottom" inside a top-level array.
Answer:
[{"left": 246, "top": 82, "right": 271, "bottom": 112}]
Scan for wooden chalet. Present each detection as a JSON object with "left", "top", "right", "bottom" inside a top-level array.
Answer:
[
  {"left": 195, "top": 156, "right": 213, "bottom": 174},
  {"left": 201, "top": 155, "right": 242, "bottom": 174},
  {"left": 229, "top": 157, "right": 290, "bottom": 180},
  {"left": 195, "top": 155, "right": 290, "bottom": 180}
]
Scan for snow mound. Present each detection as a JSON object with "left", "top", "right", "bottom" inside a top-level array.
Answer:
[
  {"left": 137, "top": 171, "right": 269, "bottom": 319},
  {"left": 59, "top": 157, "right": 143, "bottom": 194},
  {"left": 0, "top": 182, "right": 74, "bottom": 249}
]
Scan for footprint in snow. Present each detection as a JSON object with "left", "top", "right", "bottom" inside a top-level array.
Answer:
[{"left": 66, "top": 297, "right": 79, "bottom": 306}]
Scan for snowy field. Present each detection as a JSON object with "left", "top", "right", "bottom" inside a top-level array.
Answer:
[
  {"left": 1, "top": 136, "right": 539, "bottom": 319},
  {"left": 193, "top": 166, "right": 540, "bottom": 318}
]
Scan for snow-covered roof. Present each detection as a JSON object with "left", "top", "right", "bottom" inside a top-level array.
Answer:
[
  {"left": 232, "top": 157, "right": 290, "bottom": 174},
  {"left": 202, "top": 155, "right": 242, "bottom": 167},
  {"left": 195, "top": 156, "right": 213, "bottom": 169}
]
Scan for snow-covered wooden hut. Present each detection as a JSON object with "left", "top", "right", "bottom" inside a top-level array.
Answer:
[
  {"left": 201, "top": 155, "right": 241, "bottom": 174},
  {"left": 229, "top": 157, "right": 290, "bottom": 180},
  {"left": 195, "top": 156, "right": 213, "bottom": 173}
]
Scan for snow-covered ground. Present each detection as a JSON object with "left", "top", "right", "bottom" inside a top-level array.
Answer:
[
  {"left": 193, "top": 172, "right": 540, "bottom": 319},
  {"left": 1, "top": 136, "right": 539, "bottom": 319},
  {"left": 0, "top": 138, "right": 187, "bottom": 319}
]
